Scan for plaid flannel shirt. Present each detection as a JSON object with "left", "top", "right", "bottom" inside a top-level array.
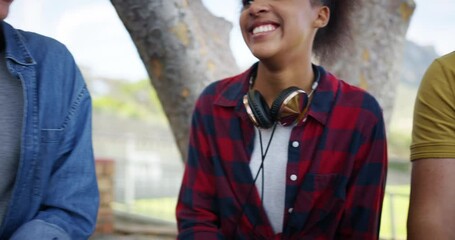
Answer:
[{"left": 176, "top": 64, "right": 387, "bottom": 240}]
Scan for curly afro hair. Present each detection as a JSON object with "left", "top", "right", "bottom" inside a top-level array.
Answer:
[{"left": 310, "top": 0, "right": 358, "bottom": 63}]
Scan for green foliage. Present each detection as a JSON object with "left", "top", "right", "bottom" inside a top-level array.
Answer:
[
  {"left": 388, "top": 161, "right": 411, "bottom": 173},
  {"left": 112, "top": 198, "right": 177, "bottom": 223},
  {"left": 380, "top": 185, "right": 410, "bottom": 240},
  {"left": 388, "top": 130, "right": 412, "bottom": 160},
  {"left": 388, "top": 82, "right": 417, "bottom": 160},
  {"left": 92, "top": 79, "right": 167, "bottom": 123}
]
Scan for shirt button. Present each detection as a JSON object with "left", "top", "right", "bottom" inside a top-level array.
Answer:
[
  {"left": 288, "top": 208, "right": 294, "bottom": 213},
  {"left": 290, "top": 174, "right": 297, "bottom": 181},
  {"left": 292, "top": 141, "right": 299, "bottom": 148},
  {"left": 25, "top": 57, "right": 33, "bottom": 64}
]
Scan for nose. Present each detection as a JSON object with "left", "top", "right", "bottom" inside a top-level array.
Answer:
[{"left": 248, "top": 1, "right": 270, "bottom": 16}]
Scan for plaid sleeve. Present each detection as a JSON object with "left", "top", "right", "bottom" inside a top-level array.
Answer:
[
  {"left": 336, "top": 100, "right": 388, "bottom": 239},
  {"left": 176, "top": 87, "right": 225, "bottom": 240}
]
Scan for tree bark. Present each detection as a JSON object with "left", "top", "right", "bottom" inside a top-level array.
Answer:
[
  {"left": 111, "top": 0, "right": 415, "bottom": 162},
  {"left": 110, "top": 0, "right": 238, "bottom": 162},
  {"left": 322, "top": 0, "right": 415, "bottom": 125}
]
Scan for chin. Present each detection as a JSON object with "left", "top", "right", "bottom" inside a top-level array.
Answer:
[
  {"left": 0, "top": 12, "right": 8, "bottom": 20},
  {"left": 0, "top": 5, "right": 10, "bottom": 19},
  {"left": 249, "top": 47, "right": 278, "bottom": 61}
]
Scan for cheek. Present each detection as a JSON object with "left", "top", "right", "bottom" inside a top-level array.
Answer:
[
  {"left": 294, "top": 13, "right": 315, "bottom": 31},
  {"left": 239, "top": 14, "right": 249, "bottom": 35},
  {"left": 239, "top": 13, "right": 247, "bottom": 29}
]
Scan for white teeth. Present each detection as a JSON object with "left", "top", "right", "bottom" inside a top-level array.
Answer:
[{"left": 252, "top": 24, "right": 276, "bottom": 35}]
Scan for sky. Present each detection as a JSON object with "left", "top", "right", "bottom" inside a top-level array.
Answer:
[{"left": 6, "top": 0, "right": 455, "bottom": 81}]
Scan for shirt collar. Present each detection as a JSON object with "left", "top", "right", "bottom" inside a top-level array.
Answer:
[
  {"left": 213, "top": 64, "right": 253, "bottom": 109},
  {"left": 1, "top": 21, "right": 36, "bottom": 66},
  {"left": 213, "top": 63, "right": 339, "bottom": 126},
  {"left": 307, "top": 66, "right": 339, "bottom": 126}
]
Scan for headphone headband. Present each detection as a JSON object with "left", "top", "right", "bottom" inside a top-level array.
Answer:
[{"left": 243, "top": 63, "right": 321, "bottom": 128}]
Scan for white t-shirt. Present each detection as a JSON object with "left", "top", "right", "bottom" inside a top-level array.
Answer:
[{"left": 249, "top": 124, "right": 292, "bottom": 234}]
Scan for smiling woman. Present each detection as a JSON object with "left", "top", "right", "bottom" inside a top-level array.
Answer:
[
  {"left": 3, "top": 0, "right": 454, "bottom": 82},
  {"left": 175, "top": 0, "right": 388, "bottom": 239},
  {"left": 202, "top": 0, "right": 454, "bottom": 69},
  {"left": 2, "top": 1, "right": 451, "bottom": 239}
]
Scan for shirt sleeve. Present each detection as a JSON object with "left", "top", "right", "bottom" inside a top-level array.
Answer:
[
  {"left": 411, "top": 57, "right": 455, "bottom": 160},
  {"left": 337, "top": 106, "right": 388, "bottom": 239},
  {"left": 10, "top": 220, "right": 70, "bottom": 240},
  {"left": 176, "top": 96, "right": 225, "bottom": 240},
  {"left": 37, "top": 84, "right": 99, "bottom": 238}
]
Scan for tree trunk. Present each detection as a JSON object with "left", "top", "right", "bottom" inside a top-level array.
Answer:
[
  {"left": 322, "top": 0, "right": 415, "bottom": 125},
  {"left": 110, "top": 0, "right": 415, "bottom": 162},
  {"left": 110, "top": 0, "right": 238, "bottom": 162}
]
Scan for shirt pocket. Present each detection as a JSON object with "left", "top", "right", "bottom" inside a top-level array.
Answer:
[
  {"left": 288, "top": 173, "right": 347, "bottom": 232},
  {"left": 40, "top": 86, "right": 89, "bottom": 144},
  {"left": 41, "top": 128, "right": 64, "bottom": 143}
]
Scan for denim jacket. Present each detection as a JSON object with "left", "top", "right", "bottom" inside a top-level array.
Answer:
[{"left": 0, "top": 21, "right": 99, "bottom": 239}]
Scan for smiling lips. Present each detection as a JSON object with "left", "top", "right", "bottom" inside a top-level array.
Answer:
[{"left": 252, "top": 24, "right": 278, "bottom": 35}]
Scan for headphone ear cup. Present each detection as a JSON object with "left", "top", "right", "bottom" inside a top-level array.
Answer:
[
  {"left": 269, "top": 86, "right": 302, "bottom": 121},
  {"left": 247, "top": 90, "right": 274, "bottom": 129}
]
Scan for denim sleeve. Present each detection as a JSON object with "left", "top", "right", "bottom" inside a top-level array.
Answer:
[
  {"left": 37, "top": 83, "right": 99, "bottom": 238},
  {"left": 2, "top": 28, "right": 99, "bottom": 239},
  {"left": 10, "top": 220, "right": 70, "bottom": 240},
  {"left": 35, "top": 67, "right": 99, "bottom": 239}
]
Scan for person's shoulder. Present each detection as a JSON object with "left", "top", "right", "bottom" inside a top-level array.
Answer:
[
  {"left": 204, "top": 72, "right": 244, "bottom": 92},
  {"left": 200, "top": 67, "right": 250, "bottom": 100},
  {"left": 332, "top": 73, "right": 380, "bottom": 105},
  {"left": 17, "top": 29, "right": 67, "bottom": 51},
  {"left": 436, "top": 51, "right": 455, "bottom": 64},
  {"left": 420, "top": 51, "right": 455, "bottom": 86},
  {"left": 7, "top": 24, "right": 73, "bottom": 62},
  {"left": 330, "top": 73, "right": 383, "bottom": 120},
  {"left": 433, "top": 51, "right": 455, "bottom": 73},
  {"left": 194, "top": 69, "right": 250, "bottom": 112}
]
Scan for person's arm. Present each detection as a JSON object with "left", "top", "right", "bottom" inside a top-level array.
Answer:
[
  {"left": 337, "top": 104, "right": 388, "bottom": 240},
  {"left": 408, "top": 55, "right": 455, "bottom": 239},
  {"left": 176, "top": 91, "right": 225, "bottom": 240},
  {"left": 11, "top": 66, "right": 99, "bottom": 239},
  {"left": 407, "top": 159, "right": 455, "bottom": 239}
]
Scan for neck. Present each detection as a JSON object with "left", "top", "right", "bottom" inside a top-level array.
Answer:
[{"left": 253, "top": 60, "right": 316, "bottom": 106}]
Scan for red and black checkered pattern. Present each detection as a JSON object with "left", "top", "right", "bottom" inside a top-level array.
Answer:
[{"left": 176, "top": 64, "right": 387, "bottom": 240}]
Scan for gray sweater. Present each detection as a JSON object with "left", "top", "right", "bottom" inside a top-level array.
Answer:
[{"left": 0, "top": 52, "right": 23, "bottom": 226}]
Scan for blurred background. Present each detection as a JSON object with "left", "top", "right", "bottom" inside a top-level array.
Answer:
[{"left": 6, "top": 0, "right": 455, "bottom": 239}]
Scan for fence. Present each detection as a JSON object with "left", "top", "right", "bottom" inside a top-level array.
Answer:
[
  {"left": 92, "top": 118, "right": 183, "bottom": 222},
  {"left": 381, "top": 188, "right": 410, "bottom": 240},
  {"left": 93, "top": 126, "right": 410, "bottom": 239}
]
